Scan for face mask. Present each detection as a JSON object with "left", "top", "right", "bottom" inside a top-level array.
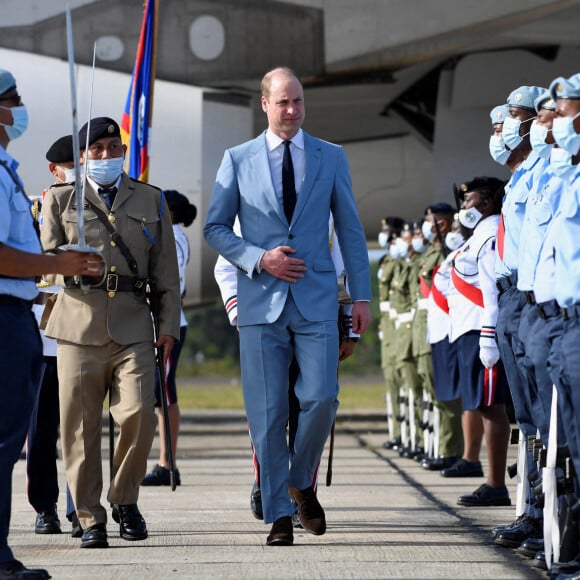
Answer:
[
  {"left": 421, "top": 220, "right": 436, "bottom": 243},
  {"left": 488, "top": 135, "right": 511, "bottom": 165},
  {"left": 445, "top": 231, "right": 465, "bottom": 251},
  {"left": 552, "top": 112, "right": 580, "bottom": 156},
  {"left": 395, "top": 237, "right": 409, "bottom": 259},
  {"left": 388, "top": 243, "right": 400, "bottom": 260},
  {"left": 378, "top": 231, "right": 389, "bottom": 248},
  {"left": 458, "top": 206, "right": 483, "bottom": 229},
  {"left": 529, "top": 121, "right": 554, "bottom": 160},
  {"left": 62, "top": 167, "right": 78, "bottom": 183},
  {"left": 0, "top": 105, "right": 28, "bottom": 140},
  {"left": 85, "top": 157, "right": 124, "bottom": 185},
  {"left": 412, "top": 237, "right": 427, "bottom": 253},
  {"left": 502, "top": 115, "right": 534, "bottom": 150},
  {"left": 550, "top": 146, "right": 577, "bottom": 179}
]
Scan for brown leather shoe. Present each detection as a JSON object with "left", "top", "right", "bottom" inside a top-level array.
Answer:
[
  {"left": 266, "top": 516, "right": 293, "bottom": 546},
  {"left": 288, "top": 486, "right": 326, "bottom": 535}
]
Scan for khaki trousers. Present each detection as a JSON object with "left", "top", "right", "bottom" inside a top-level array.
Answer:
[{"left": 57, "top": 339, "right": 156, "bottom": 530}]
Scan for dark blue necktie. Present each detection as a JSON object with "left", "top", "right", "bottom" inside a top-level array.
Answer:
[
  {"left": 98, "top": 186, "right": 117, "bottom": 209},
  {"left": 282, "top": 140, "right": 296, "bottom": 224}
]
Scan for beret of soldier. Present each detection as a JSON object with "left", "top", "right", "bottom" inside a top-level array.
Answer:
[
  {"left": 489, "top": 104, "right": 509, "bottom": 125},
  {"left": 164, "top": 189, "right": 197, "bottom": 227},
  {"left": 0, "top": 69, "right": 16, "bottom": 96},
  {"left": 46, "top": 135, "right": 74, "bottom": 163},
  {"left": 78, "top": 116, "right": 121, "bottom": 149},
  {"left": 381, "top": 216, "right": 405, "bottom": 230},
  {"left": 534, "top": 90, "right": 556, "bottom": 113},
  {"left": 549, "top": 74, "right": 580, "bottom": 101},
  {"left": 506, "top": 86, "right": 546, "bottom": 110},
  {"left": 458, "top": 176, "right": 505, "bottom": 203},
  {"left": 425, "top": 202, "right": 455, "bottom": 216}
]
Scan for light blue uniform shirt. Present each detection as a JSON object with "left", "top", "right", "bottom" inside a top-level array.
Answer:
[
  {"left": 517, "top": 161, "right": 564, "bottom": 291},
  {"left": 0, "top": 146, "right": 41, "bottom": 299},
  {"left": 554, "top": 167, "right": 580, "bottom": 307},
  {"left": 495, "top": 151, "right": 543, "bottom": 280}
]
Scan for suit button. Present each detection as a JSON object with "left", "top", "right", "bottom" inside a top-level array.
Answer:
[
  {"left": 108, "top": 291, "right": 116, "bottom": 298},
  {"left": 289, "top": 234, "right": 295, "bottom": 239}
]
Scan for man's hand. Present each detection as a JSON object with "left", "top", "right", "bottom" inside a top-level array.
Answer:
[
  {"left": 260, "top": 246, "right": 306, "bottom": 282},
  {"left": 351, "top": 301, "right": 371, "bottom": 335},
  {"left": 339, "top": 339, "right": 357, "bottom": 361},
  {"left": 156, "top": 334, "right": 175, "bottom": 368},
  {"left": 55, "top": 251, "right": 105, "bottom": 277}
]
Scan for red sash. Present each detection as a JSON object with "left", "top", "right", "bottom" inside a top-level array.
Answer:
[
  {"left": 419, "top": 274, "right": 430, "bottom": 298},
  {"left": 497, "top": 214, "right": 505, "bottom": 261},
  {"left": 430, "top": 265, "right": 449, "bottom": 313},
  {"left": 451, "top": 266, "right": 484, "bottom": 308}
]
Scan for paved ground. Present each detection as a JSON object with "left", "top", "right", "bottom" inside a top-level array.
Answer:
[{"left": 9, "top": 411, "right": 545, "bottom": 579}]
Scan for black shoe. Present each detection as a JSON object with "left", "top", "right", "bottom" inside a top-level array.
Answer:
[
  {"left": 0, "top": 559, "right": 50, "bottom": 579},
  {"left": 517, "top": 536, "right": 544, "bottom": 558},
  {"left": 383, "top": 437, "right": 402, "bottom": 450},
  {"left": 34, "top": 506, "right": 61, "bottom": 535},
  {"left": 266, "top": 516, "right": 293, "bottom": 546},
  {"left": 549, "top": 557, "right": 580, "bottom": 577},
  {"left": 80, "top": 523, "right": 108, "bottom": 549},
  {"left": 531, "top": 551, "right": 547, "bottom": 570},
  {"left": 250, "top": 482, "right": 263, "bottom": 520},
  {"left": 113, "top": 504, "right": 148, "bottom": 541},
  {"left": 422, "top": 456, "right": 459, "bottom": 471},
  {"left": 491, "top": 513, "right": 534, "bottom": 538},
  {"left": 288, "top": 486, "right": 326, "bottom": 535},
  {"left": 457, "top": 484, "right": 511, "bottom": 507},
  {"left": 494, "top": 516, "right": 542, "bottom": 547},
  {"left": 141, "top": 464, "right": 181, "bottom": 486},
  {"left": 68, "top": 512, "right": 83, "bottom": 538},
  {"left": 441, "top": 458, "right": 484, "bottom": 478}
]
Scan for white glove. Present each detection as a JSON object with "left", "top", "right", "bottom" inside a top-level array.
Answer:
[{"left": 479, "top": 344, "right": 500, "bottom": 369}]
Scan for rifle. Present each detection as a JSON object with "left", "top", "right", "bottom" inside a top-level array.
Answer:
[{"left": 147, "top": 279, "right": 177, "bottom": 491}]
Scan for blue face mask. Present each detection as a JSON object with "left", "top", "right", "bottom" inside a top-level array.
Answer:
[
  {"left": 0, "top": 105, "right": 28, "bottom": 140},
  {"left": 550, "top": 146, "right": 578, "bottom": 179},
  {"left": 529, "top": 121, "right": 554, "bottom": 160},
  {"left": 85, "top": 157, "right": 125, "bottom": 186},
  {"left": 502, "top": 115, "right": 534, "bottom": 150},
  {"left": 412, "top": 237, "right": 427, "bottom": 254},
  {"left": 388, "top": 243, "right": 400, "bottom": 260},
  {"left": 489, "top": 135, "right": 511, "bottom": 165},
  {"left": 552, "top": 112, "right": 580, "bottom": 156},
  {"left": 421, "top": 219, "right": 437, "bottom": 243}
]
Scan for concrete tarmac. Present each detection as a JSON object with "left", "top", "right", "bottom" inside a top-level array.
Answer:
[{"left": 9, "top": 411, "right": 545, "bottom": 579}]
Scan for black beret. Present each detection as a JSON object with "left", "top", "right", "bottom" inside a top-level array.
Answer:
[
  {"left": 46, "top": 135, "right": 74, "bottom": 163},
  {"left": 79, "top": 117, "right": 121, "bottom": 149},
  {"left": 458, "top": 176, "right": 505, "bottom": 199},
  {"left": 164, "top": 190, "right": 198, "bottom": 227},
  {"left": 381, "top": 216, "right": 405, "bottom": 233},
  {"left": 425, "top": 202, "right": 455, "bottom": 216}
]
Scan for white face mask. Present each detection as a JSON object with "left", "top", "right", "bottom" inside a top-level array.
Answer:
[
  {"left": 0, "top": 105, "right": 28, "bottom": 140},
  {"left": 529, "top": 121, "right": 554, "bottom": 160},
  {"left": 488, "top": 134, "right": 511, "bottom": 165},
  {"left": 421, "top": 220, "right": 436, "bottom": 243},
  {"left": 502, "top": 115, "right": 535, "bottom": 150},
  {"left": 395, "top": 237, "right": 410, "bottom": 259},
  {"left": 378, "top": 231, "right": 389, "bottom": 248},
  {"left": 388, "top": 243, "right": 400, "bottom": 260},
  {"left": 552, "top": 112, "right": 580, "bottom": 156},
  {"left": 550, "top": 146, "right": 577, "bottom": 179},
  {"left": 62, "top": 167, "right": 78, "bottom": 183},
  {"left": 445, "top": 231, "right": 465, "bottom": 251},
  {"left": 412, "top": 237, "right": 427, "bottom": 253},
  {"left": 85, "top": 157, "right": 124, "bottom": 185},
  {"left": 458, "top": 207, "right": 484, "bottom": 229}
]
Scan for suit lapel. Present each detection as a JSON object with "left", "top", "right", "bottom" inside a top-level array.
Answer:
[{"left": 290, "top": 132, "right": 320, "bottom": 225}]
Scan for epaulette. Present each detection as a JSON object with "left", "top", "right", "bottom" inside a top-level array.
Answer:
[
  {"left": 128, "top": 176, "right": 162, "bottom": 191},
  {"left": 47, "top": 182, "right": 74, "bottom": 190}
]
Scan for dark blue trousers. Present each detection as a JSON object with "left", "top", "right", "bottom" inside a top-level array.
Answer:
[{"left": 0, "top": 299, "right": 42, "bottom": 563}]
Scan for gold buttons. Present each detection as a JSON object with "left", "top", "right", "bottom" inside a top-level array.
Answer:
[
  {"left": 111, "top": 240, "right": 117, "bottom": 247},
  {"left": 108, "top": 214, "right": 116, "bottom": 224},
  {"left": 110, "top": 266, "right": 117, "bottom": 273},
  {"left": 108, "top": 291, "right": 116, "bottom": 298}
]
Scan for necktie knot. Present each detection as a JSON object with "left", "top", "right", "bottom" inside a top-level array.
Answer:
[
  {"left": 98, "top": 186, "right": 118, "bottom": 209},
  {"left": 282, "top": 141, "right": 296, "bottom": 223}
]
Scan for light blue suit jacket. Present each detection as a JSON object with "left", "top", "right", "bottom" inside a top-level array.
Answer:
[{"left": 204, "top": 131, "right": 371, "bottom": 326}]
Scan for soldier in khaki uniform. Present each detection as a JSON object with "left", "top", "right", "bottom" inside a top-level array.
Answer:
[
  {"left": 39, "top": 117, "right": 181, "bottom": 549},
  {"left": 390, "top": 223, "right": 423, "bottom": 457},
  {"left": 411, "top": 204, "right": 464, "bottom": 470},
  {"left": 377, "top": 217, "right": 404, "bottom": 449}
]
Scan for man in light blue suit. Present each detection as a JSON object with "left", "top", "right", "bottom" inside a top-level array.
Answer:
[{"left": 204, "top": 67, "right": 372, "bottom": 546}]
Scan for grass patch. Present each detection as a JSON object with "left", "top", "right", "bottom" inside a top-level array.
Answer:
[{"left": 176, "top": 376, "right": 386, "bottom": 411}]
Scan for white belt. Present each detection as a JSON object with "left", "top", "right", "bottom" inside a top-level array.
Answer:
[
  {"left": 389, "top": 308, "right": 398, "bottom": 320},
  {"left": 397, "top": 310, "right": 415, "bottom": 324},
  {"left": 379, "top": 301, "right": 390, "bottom": 313},
  {"left": 417, "top": 298, "right": 429, "bottom": 311}
]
